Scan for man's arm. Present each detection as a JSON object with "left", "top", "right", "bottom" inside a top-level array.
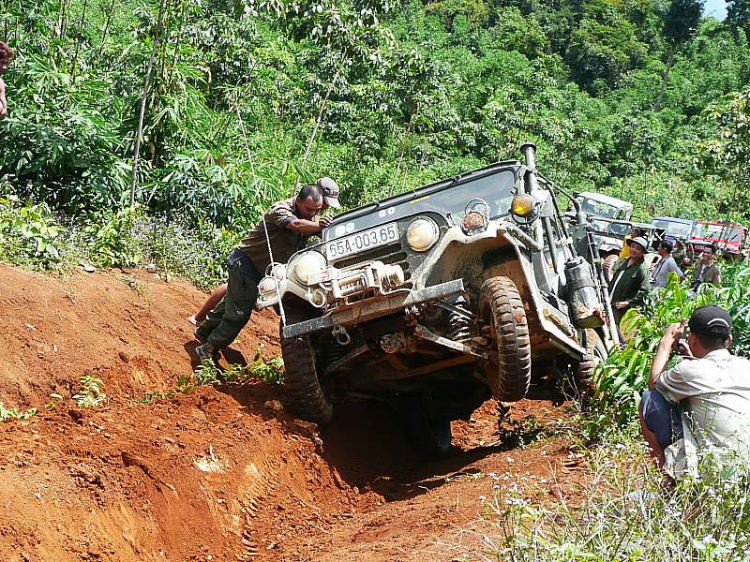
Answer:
[
  {"left": 0, "top": 78, "right": 7, "bottom": 120},
  {"left": 711, "top": 266, "right": 721, "bottom": 285},
  {"left": 669, "top": 259, "right": 685, "bottom": 281},
  {"left": 284, "top": 215, "right": 331, "bottom": 234},
  {"left": 649, "top": 322, "right": 685, "bottom": 389}
]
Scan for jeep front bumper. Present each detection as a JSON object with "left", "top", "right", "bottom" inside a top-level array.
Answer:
[{"left": 281, "top": 279, "right": 465, "bottom": 339}]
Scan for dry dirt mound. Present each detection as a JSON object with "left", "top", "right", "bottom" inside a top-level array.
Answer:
[{"left": 0, "top": 265, "right": 587, "bottom": 562}]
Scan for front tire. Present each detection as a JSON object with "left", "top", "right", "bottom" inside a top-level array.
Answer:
[
  {"left": 479, "top": 276, "right": 532, "bottom": 402},
  {"left": 281, "top": 336, "right": 333, "bottom": 424}
]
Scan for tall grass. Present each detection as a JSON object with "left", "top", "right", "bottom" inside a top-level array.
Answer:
[{"left": 465, "top": 438, "right": 750, "bottom": 562}]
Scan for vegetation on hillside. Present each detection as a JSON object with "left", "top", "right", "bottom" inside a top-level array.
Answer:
[{"left": 2, "top": 0, "right": 750, "bottom": 247}]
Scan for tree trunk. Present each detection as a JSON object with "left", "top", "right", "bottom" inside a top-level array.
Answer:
[
  {"left": 300, "top": 74, "right": 338, "bottom": 171},
  {"left": 130, "top": 0, "right": 168, "bottom": 207},
  {"left": 71, "top": 0, "right": 89, "bottom": 82},
  {"left": 97, "top": 0, "right": 118, "bottom": 59},
  {"left": 654, "top": 46, "right": 676, "bottom": 112}
]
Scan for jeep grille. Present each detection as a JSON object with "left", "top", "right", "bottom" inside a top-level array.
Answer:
[{"left": 332, "top": 242, "right": 413, "bottom": 289}]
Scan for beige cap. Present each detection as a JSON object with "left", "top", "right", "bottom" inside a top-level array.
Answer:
[{"left": 315, "top": 177, "right": 341, "bottom": 209}]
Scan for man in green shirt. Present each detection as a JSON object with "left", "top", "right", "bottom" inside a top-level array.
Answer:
[
  {"left": 195, "top": 183, "right": 333, "bottom": 362},
  {"left": 608, "top": 236, "right": 651, "bottom": 326}
]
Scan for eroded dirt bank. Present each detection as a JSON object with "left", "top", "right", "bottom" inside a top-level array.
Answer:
[{"left": 0, "top": 265, "right": 587, "bottom": 561}]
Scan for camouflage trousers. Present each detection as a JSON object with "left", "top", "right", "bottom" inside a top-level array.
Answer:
[{"left": 196, "top": 257, "right": 261, "bottom": 351}]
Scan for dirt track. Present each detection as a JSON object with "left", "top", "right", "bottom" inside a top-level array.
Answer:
[{"left": 0, "top": 265, "right": 588, "bottom": 561}]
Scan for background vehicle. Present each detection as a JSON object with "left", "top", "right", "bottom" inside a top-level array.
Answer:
[
  {"left": 651, "top": 217, "right": 694, "bottom": 243},
  {"left": 573, "top": 193, "right": 663, "bottom": 280},
  {"left": 689, "top": 220, "right": 748, "bottom": 260},
  {"left": 257, "top": 144, "right": 617, "bottom": 455},
  {"left": 575, "top": 192, "right": 633, "bottom": 221}
]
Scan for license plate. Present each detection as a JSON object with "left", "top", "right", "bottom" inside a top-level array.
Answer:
[{"left": 324, "top": 223, "right": 400, "bottom": 260}]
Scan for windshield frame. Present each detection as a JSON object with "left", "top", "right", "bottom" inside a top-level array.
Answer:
[{"left": 322, "top": 161, "right": 523, "bottom": 242}]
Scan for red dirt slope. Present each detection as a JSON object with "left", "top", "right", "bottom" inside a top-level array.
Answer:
[
  {"left": 0, "top": 265, "right": 365, "bottom": 561},
  {"left": 0, "top": 265, "right": 588, "bottom": 562}
]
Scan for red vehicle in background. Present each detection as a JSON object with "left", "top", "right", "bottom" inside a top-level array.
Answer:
[{"left": 688, "top": 221, "right": 748, "bottom": 260}]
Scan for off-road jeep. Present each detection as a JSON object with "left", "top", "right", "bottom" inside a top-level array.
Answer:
[{"left": 257, "top": 144, "right": 618, "bottom": 454}]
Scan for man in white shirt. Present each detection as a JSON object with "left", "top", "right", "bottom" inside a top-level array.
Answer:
[{"left": 640, "top": 305, "right": 750, "bottom": 479}]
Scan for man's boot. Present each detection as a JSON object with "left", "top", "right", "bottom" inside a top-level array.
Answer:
[{"left": 195, "top": 343, "right": 219, "bottom": 364}]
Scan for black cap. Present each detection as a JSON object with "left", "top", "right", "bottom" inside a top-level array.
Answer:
[{"left": 689, "top": 305, "right": 732, "bottom": 340}]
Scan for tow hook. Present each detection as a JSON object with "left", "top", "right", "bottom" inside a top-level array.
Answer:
[{"left": 332, "top": 324, "right": 351, "bottom": 346}]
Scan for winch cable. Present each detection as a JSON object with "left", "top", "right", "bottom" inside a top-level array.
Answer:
[{"left": 235, "top": 100, "right": 288, "bottom": 328}]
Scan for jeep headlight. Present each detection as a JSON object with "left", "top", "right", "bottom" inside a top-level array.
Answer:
[
  {"left": 288, "top": 251, "right": 327, "bottom": 285},
  {"left": 406, "top": 217, "right": 439, "bottom": 252}
]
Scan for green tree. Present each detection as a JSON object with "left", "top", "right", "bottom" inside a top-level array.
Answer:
[
  {"left": 726, "top": 0, "right": 750, "bottom": 39},
  {"left": 653, "top": 0, "right": 704, "bottom": 111}
]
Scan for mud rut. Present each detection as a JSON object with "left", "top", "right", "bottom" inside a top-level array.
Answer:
[{"left": 0, "top": 266, "right": 587, "bottom": 562}]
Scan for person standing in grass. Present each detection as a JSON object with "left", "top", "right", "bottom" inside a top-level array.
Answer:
[
  {"left": 641, "top": 306, "right": 750, "bottom": 481},
  {"left": 651, "top": 238, "right": 685, "bottom": 289},
  {"left": 691, "top": 245, "right": 721, "bottom": 290},
  {"left": 188, "top": 177, "right": 342, "bottom": 326},
  {"left": 0, "top": 42, "right": 16, "bottom": 120},
  {"left": 619, "top": 226, "right": 645, "bottom": 259}
]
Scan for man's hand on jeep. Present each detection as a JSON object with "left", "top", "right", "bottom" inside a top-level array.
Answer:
[{"left": 318, "top": 216, "right": 333, "bottom": 229}]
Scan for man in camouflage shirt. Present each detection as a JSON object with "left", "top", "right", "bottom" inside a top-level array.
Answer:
[{"left": 195, "top": 183, "right": 335, "bottom": 361}]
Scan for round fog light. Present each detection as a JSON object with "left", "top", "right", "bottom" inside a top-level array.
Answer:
[
  {"left": 290, "top": 251, "right": 327, "bottom": 285},
  {"left": 464, "top": 211, "right": 485, "bottom": 231},
  {"left": 511, "top": 194, "right": 535, "bottom": 217}
]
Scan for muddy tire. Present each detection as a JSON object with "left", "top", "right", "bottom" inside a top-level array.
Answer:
[
  {"left": 575, "top": 329, "right": 607, "bottom": 397},
  {"left": 602, "top": 254, "right": 619, "bottom": 284},
  {"left": 479, "top": 276, "right": 531, "bottom": 402},
  {"left": 281, "top": 336, "right": 333, "bottom": 425}
]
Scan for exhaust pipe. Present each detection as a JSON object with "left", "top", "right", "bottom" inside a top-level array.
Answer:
[{"left": 520, "top": 142, "right": 539, "bottom": 193}]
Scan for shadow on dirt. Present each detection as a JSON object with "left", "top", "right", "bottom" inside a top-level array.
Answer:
[
  {"left": 313, "top": 399, "right": 531, "bottom": 502},
  {"left": 208, "top": 355, "right": 559, "bottom": 504}
]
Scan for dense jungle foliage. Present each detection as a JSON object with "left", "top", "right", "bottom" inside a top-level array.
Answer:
[{"left": 2, "top": 0, "right": 750, "bottom": 284}]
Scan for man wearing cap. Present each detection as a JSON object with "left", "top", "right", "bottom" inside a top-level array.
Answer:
[
  {"left": 641, "top": 305, "right": 750, "bottom": 480},
  {"left": 315, "top": 176, "right": 342, "bottom": 210},
  {"left": 188, "top": 177, "right": 342, "bottom": 326},
  {"left": 651, "top": 239, "right": 685, "bottom": 289},
  {"left": 608, "top": 236, "right": 651, "bottom": 326},
  {"left": 194, "top": 182, "right": 338, "bottom": 362}
]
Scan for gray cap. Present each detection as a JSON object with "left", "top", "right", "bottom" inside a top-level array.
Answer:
[
  {"left": 315, "top": 177, "right": 341, "bottom": 209},
  {"left": 627, "top": 236, "right": 649, "bottom": 251}
]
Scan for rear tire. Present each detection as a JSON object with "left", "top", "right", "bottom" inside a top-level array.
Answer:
[
  {"left": 575, "top": 329, "right": 607, "bottom": 397},
  {"left": 281, "top": 336, "right": 333, "bottom": 425},
  {"left": 479, "top": 276, "right": 531, "bottom": 402}
]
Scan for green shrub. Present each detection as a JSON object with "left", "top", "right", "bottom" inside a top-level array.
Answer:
[{"left": 0, "top": 195, "right": 71, "bottom": 270}]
